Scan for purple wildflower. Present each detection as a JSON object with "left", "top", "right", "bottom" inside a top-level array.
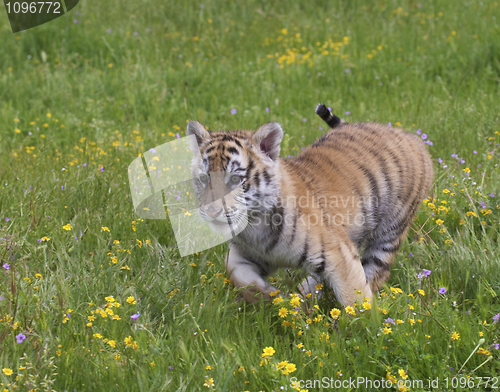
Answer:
[
  {"left": 421, "top": 133, "right": 427, "bottom": 140},
  {"left": 176, "top": 133, "right": 180, "bottom": 139},
  {"left": 438, "top": 158, "right": 443, "bottom": 164},
  {"left": 423, "top": 269, "right": 431, "bottom": 277},
  {"left": 134, "top": 32, "right": 139, "bottom": 36},
  {"left": 388, "top": 122, "right": 391, "bottom": 127},
  {"left": 131, "top": 313, "right": 140, "bottom": 320},
  {"left": 460, "top": 159, "right": 465, "bottom": 164},
  {"left": 266, "top": 107, "right": 269, "bottom": 113},
  {"left": 416, "top": 129, "right": 421, "bottom": 135},
  {"left": 493, "top": 313, "right": 500, "bottom": 323},
  {"left": 494, "top": 343, "right": 499, "bottom": 350},
  {"left": 2, "top": 263, "right": 10, "bottom": 270},
  {"left": 73, "top": 19, "right": 79, "bottom": 24},
  {"left": 319, "top": 127, "right": 322, "bottom": 130},
  {"left": 384, "top": 317, "right": 395, "bottom": 325},
  {"left": 100, "top": 167, "right": 104, "bottom": 172},
  {"left": 16, "top": 333, "right": 26, "bottom": 343},
  {"left": 439, "top": 287, "right": 447, "bottom": 294},
  {"left": 489, "top": 193, "right": 495, "bottom": 197},
  {"left": 451, "top": 154, "right": 458, "bottom": 159},
  {"left": 107, "top": 28, "right": 112, "bottom": 33},
  {"left": 0, "top": 296, "right": 4, "bottom": 300},
  {"left": 231, "top": 108, "right": 237, "bottom": 115},
  {"left": 5, "top": 217, "right": 9, "bottom": 221},
  {"left": 473, "top": 150, "right": 477, "bottom": 154},
  {"left": 409, "top": 253, "right": 413, "bottom": 257},
  {"left": 302, "top": 118, "right": 306, "bottom": 122},
  {"left": 345, "top": 111, "right": 350, "bottom": 115},
  {"left": 466, "top": 310, "right": 471, "bottom": 315}
]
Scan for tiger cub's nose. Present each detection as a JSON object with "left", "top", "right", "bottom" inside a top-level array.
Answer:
[{"left": 205, "top": 207, "right": 223, "bottom": 218}]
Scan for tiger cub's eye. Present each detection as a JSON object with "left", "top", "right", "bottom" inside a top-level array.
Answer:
[
  {"left": 230, "top": 174, "right": 241, "bottom": 184},
  {"left": 199, "top": 173, "right": 209, "bottom": 184}
]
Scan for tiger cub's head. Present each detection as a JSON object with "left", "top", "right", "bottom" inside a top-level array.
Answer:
[{"left": 186, "top": 120, "right": 283, "bottom": 233}]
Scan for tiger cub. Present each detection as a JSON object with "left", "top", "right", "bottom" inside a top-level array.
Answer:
[{"left": 187, "top": 104, "right": 434, "bottom": 306}]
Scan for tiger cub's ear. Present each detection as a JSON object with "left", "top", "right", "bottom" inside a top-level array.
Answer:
[
  {"left": 187, "top": 120, "right": 211, "bottom": 147},
  {"left": 253, "top": 122, "right": 284, "bottom": 161}
]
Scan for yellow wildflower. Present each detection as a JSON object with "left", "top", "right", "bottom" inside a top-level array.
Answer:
[
  {"left": 282, "top": 362, "right": 297, "bottom": 375},
  {"left": 345, "top": 306, "right": 356, "bottom": 316},
  {"left": 203, "top": 377, "right": 214, "bottom": 388},
  {"left": 262, "top": 346, "right": 275, "bottom": 357}
]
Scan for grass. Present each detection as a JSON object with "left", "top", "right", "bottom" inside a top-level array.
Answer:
[{"left": 1, "top": 0, "right": 500, "bottom": 390}]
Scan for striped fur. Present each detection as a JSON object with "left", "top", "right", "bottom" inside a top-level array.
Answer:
[{"left": 186, "top": 108, "right": 434, "bottom": 306}]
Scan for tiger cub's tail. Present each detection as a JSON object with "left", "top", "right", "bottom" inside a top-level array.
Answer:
[{"left": 315, "top": 103, "right": 346, "bottom": 129}]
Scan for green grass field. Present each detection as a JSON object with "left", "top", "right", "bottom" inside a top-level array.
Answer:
[{"left": 1, "top": 0, "right": 500, "bottom": 390}]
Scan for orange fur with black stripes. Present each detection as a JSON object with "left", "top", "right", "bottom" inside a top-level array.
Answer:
[{"left": 186, "top": 105, "right": 433, "bottom": 306}]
